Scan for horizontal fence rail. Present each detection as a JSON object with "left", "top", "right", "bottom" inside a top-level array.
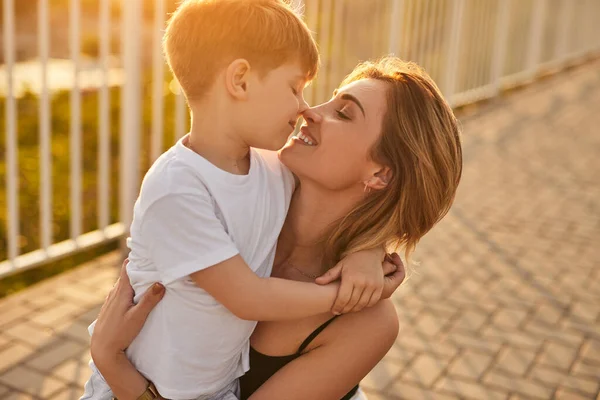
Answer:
[{"left": 1, "top": 0, "right": 600, "bottom": 278}]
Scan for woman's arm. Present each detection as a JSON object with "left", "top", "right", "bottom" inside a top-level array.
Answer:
[
  {"left": 90, "top": 260, "right": 165, "bottom": 400},
  {"left": 248, "top": 300, "right": 399, "bottom": 400}
]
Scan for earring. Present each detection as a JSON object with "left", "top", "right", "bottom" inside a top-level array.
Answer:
[{"left": 363, "top": 183, "right": 371, "bottom": 193}]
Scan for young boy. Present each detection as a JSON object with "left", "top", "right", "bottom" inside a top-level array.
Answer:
[{"left": 82, "top": 1, "right": 397, "bottom": 399}]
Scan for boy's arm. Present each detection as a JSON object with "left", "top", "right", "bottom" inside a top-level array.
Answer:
[
  {"left": 190, "top": 255, "right": 340, "bottom": 321},
  {"left": 144, "top": 193, "right": 339, "bottom": 321}
]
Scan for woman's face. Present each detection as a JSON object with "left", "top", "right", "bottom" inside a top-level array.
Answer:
[{"left": 279, "top": 78, "right": 389, "bottom": 190}]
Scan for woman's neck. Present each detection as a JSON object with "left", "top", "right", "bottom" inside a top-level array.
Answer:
[{"left": 275, "top": 182, "right": 363, "bottom": 276}]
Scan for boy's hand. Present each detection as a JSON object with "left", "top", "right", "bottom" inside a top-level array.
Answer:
[
  {"left": 381, "top": 253, "right": 406, "bottom": 299},
  {"left": 316, "top": 248, "right": 386, "bottom": 315}
]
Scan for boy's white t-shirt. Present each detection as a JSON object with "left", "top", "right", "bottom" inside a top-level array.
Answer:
[{"left": 102, "top": 136, "right": 294, "bottom": 399}]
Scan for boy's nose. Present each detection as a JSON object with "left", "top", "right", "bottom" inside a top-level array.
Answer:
[
  {"left": 302, "top": 106, "right": 322, "bottom": 124},
  {"left": 297, "top": 97, "right": 310, "bottom": 114}
]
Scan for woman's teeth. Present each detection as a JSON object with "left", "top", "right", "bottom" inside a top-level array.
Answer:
[{"left": 297, "top": 132, "right": 315, "bottom": 146}]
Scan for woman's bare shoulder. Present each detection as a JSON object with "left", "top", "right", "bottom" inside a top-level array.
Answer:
[{"left": 312, "top": 299, "right": 399, "bottom": 350}]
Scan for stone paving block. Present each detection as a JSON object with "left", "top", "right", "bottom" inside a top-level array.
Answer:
[
  {"left": 571, "top": 359, "right": 600, "bottom": 379},
  {"left": 0, "top": 333, "right": 11, "bottom": 350},
  {"left": 49, "top": 386, "right": 86, "bottom": 400},
  {"left": 75, "top": 305, "right": 102, "bottom": 326},
  {"left": 0, "top": 304, "right": 34, "bottom": 328},
  {"left": 436, "top": 376, "right": 508, "bottom": 400},
  {"left": 25, "top": 339, "right": 86, "bottom": 372},
  {"left": 0, "top": 384, "right": 11, "bottom": 397},
  {"left": 450, "top": 309, "right": 489, "bottom": 333},
  {"left": 4, "top": 321, "right": 55, "bottom": 348},
  {"left": 401, "top": 354, "right": 447, "bottom": 388},
  {"left": 29, "top": 302, "right": 85, "bottom": 327},
  {"left": 495, "top": 347, "right": 538, "bottom": 376},
  {"left": 51, "top": 354, "right": 91, "bottom": 389},
  {"left": 2, "top": 391, "right": 37, "bottom": 400},
  {"left": 0, "top": 343, "right": 35, "bottom": 373},
  {"left": 447, "top": 350, "right": 495, "bottom": 381},
  {"left": 445, "top": 330, "right": 503, "bottom": 355},
  {"left": 483, "top": 369, "right": 556, "bottom": 399},
  {"left": 492, "top": 308, "right": 530, "bottom": 329},
  {"left": 388, "top": 382, "right": 459, "bottom": 400},
  {"left": 0, "top": 366, "right": 65, "bottom": 398},
  {"left": 396, "top": 332, "right": 458, "bottom": 359},
  {"left": 52, "top": 318, "right": 93, "bottom": 344},
  {"left": 537, "top": 341, "right": 580, "bottom": 371},
  {"left": 580, "top": 339, "right": 600, "bottom": 365},
  {"left": 361, "top": 360, "right": 405, "bottom": 392}
]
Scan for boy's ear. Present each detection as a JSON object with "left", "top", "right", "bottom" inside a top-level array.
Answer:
[{"left": 225, "top": 59, "right": 251, "bottom": 100}]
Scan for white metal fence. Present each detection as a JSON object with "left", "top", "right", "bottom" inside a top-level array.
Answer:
[{"left": 1, "top": 0, "right": 599, "bottom": 278}]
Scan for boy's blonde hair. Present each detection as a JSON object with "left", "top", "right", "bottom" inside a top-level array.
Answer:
[{"left": 164, "top": 0, "right": 320, "bottom": 101}]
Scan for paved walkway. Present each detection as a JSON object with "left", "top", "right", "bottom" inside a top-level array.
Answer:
[{"left": 1, "top": 60, "right": 599, "bottom": 400}]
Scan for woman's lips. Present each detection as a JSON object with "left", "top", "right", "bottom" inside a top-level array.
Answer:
[{"left": 299, "top": 125, "right": 318, "bottom": 144}]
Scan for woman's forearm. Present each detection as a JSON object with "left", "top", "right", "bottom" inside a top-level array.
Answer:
[{"left": 94, "top": 352, "right": 149, "bottom": 400}]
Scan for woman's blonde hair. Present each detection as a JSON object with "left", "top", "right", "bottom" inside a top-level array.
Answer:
[{"left": 322, "top": 57, "right": 462, "bottom": 266}]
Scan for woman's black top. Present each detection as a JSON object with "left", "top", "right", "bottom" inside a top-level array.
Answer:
[{"left": 239, "top": 316, "right": 359, "bottom": 400}]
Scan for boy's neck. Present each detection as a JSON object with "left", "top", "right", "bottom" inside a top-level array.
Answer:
[{"left": 186, "top": 106, "right": 251, "bottom": 175}]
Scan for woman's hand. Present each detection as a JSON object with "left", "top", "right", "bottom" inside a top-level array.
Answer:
[{"left": 90, "top": 259, "right": 165, "bottom": 364}]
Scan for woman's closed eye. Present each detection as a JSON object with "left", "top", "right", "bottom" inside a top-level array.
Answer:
[{"left": 336, "top": 109, "right": 351, "bottom": 121}]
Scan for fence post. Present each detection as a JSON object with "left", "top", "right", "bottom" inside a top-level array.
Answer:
[
  {"left": 388, "top": 0, "right": 404, "bottom": 55},
  {"left": 490, "top": 0, "right": 510, "bottom": 95},
  {"left": 120, "top": 0, "right": 142, "bottom": 250},
  {"left": 443, "top": 0, "right": 465, "bottom": 105},
  {"left": 526, "top": 0, "right": 547, "bottom": 80},
  {"left": 3, "top": 0, "right": 18, "bottom": 268}
]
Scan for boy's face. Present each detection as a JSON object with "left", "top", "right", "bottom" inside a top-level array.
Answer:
[{"left": 240, "top": 62, "right": 310, "bottom": 151}]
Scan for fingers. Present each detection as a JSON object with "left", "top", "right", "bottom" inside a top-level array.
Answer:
[
  {"left": 382, "top": 260, "right": 397, "bottom": 276},
  {"left": 390, "top": 253, "right": 403, "bottom": 268},
  {"left": 342, "top": 286, "right": 364, "bottom": 314},
  {"left": 128, "top": 283, "right": 165, "bottom": 327},
  {"left": 331, "top": 282, "right": 353, "bottom": 315},
  {"left": 350, "top": 287, "right": 374, "bottom": 313},
  {"left": 382, "top": 268, "right": 406, "bottom": 299},
  {"left": 315, "top": 263, "right": 342, "bottom": 285},
  {"left": 366, "top": 287, "right": 383, "bottom": 308}
]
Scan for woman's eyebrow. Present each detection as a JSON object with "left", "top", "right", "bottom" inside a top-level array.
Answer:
[{"left": 340, "top": 93, "right": 365, "bottom": 117}]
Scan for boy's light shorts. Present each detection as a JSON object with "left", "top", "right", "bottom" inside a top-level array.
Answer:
[{"left": 80, "top": 359, "right": 240, "bottom": 400}]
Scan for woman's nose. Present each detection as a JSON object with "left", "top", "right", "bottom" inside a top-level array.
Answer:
[{"left": 302, "top": 106, "right": 322, "bottom": 124}]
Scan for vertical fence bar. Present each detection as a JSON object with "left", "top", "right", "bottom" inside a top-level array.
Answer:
[
  {"left": 302, "top": 0, "right": 319, "bottom": 106},
  {"left": 490, "top": 0, "right": 510, "bottom": 95},
  {"left": 411, "top": 0, "right": 423, "bottom": 62},
  {"left": 151, "top": 0, "right": 166, "bottom": 160},
  {"left": 120, "top": 0, "right": 142, "bottom": 230},
  {"left": 98, "top": 0, "right": 111, "bottom": 231},
  {"left": 554, "top": 0, "right": 573, "bottom": 63},
  {"left": 417, "top": 0, "right": 431, "bottom": 67},
  {"left": 443, "top": 0, "right": 465, "bottom": 103},
  {"left": 70, "top": 0, "right": 82, "bottom": 241},
  {"left": 328, "top": 0, "right": 344, "bottom": 92},
  {"left": 174, "top": 90, "right": 187, "bottom": 140},
  {"left": 39, "top": 0, "right": 52, "bottom": 250},
  {"left": 388, "top": 0, "right": 404, "bottom": 55},
  {"left": 526, "top": 0, "right": 547, "bottom": 79},
  {"left": 317, "top": 0, "right": 333, "bottom": 103},
  {"left": 3, "top": 0, "right": 19, "bottom": 265}
]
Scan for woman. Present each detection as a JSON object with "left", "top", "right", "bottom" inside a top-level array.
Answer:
[{"left": 91, "top": 57, "right": 462, "bottom": 399}]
